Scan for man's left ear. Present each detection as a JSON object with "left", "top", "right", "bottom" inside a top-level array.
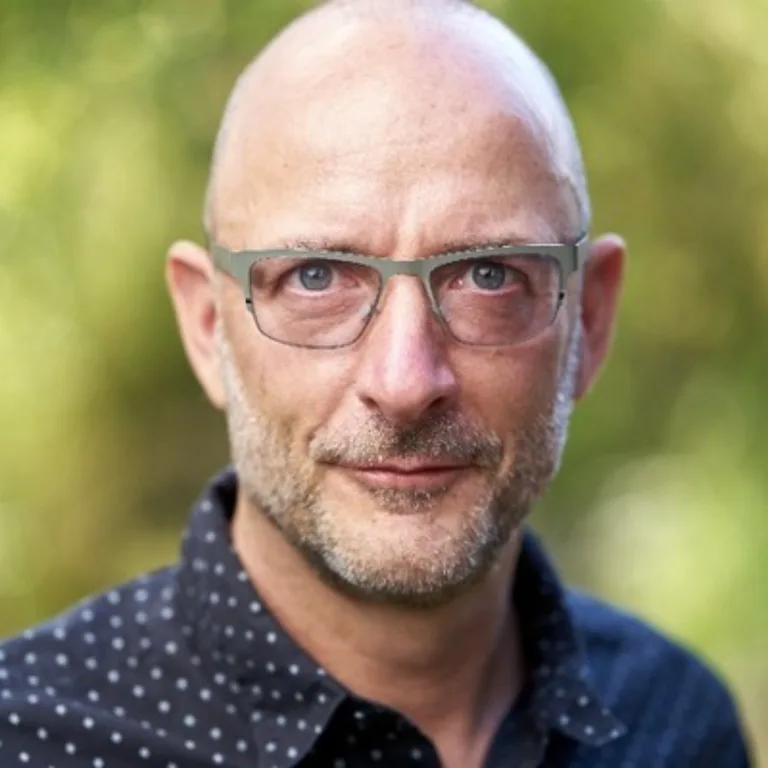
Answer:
[{"left": 573, "top": 233, "right": 626, "bottom": 400}]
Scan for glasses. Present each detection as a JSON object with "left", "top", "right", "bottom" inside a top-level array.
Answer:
[{"left": 211, "top": 236, "right": 587, "bottom": 349}]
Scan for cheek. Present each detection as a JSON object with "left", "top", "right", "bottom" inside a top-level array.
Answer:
[
  {"left": 218, "top": 284, "right": 355, "bottom": 453},
  {"left": 232, "top": 328, "right": 357, "bottom": 446},
  {"left": 452, "top": 334, "right": 564, "bottom": 437}
]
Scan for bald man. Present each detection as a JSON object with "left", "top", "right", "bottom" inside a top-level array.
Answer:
[{"left": 0, "top": 1, "right": 753, "bottom": 767}]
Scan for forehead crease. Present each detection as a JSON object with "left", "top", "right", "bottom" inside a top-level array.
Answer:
[
  {"left": 234, "top": 79, "right": 559, "bottom": 200},
  {"left": 215, "top": 139, "right": 571, "bottom": 255}
]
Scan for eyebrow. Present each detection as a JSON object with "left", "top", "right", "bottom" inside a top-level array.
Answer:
[
  {"left": 281, "top": 239, "right": 361, "bottom": 254},
  {"left": 277, "top": 233, "right": 578, "bottom": 256}
]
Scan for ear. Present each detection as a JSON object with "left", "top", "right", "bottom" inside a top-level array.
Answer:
[
  {"left": 166, "top": 240, "right": 227, "bottom": 410},
  {"left": 573, "top": 233, "right": 626, "bottom": 400}
]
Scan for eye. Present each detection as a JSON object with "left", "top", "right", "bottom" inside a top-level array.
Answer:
[
  {"left": 469, "top": 261, "right": 512, "bottom": 291},
  {"left": 296, "top": 262, "right": 333, "bottom": 291}
]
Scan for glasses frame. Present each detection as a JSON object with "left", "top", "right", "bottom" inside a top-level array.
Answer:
[{"left": 211, "top": 235, "right": 588, "bottom": 348}]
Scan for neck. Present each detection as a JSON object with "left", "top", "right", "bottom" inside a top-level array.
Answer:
[{"left": 231, "top": 496, "right": 526, "bottom": 767}]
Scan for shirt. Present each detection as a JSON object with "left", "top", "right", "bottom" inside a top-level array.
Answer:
[{"left": 0, "top": 468, "right": 753, "bottom": 768}]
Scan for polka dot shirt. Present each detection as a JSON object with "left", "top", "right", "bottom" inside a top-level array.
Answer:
[{"left": 0, "top": 469, "right": 752, "bottom": 766}]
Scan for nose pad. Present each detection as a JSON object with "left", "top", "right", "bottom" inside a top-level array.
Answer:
[{"left": 359, "top": 302, "right": 379, "bottom": 322}]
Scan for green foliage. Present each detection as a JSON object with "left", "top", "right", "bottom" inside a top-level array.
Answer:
[{"left": 1, "top": 0, "right": 766, "bottom": 757}]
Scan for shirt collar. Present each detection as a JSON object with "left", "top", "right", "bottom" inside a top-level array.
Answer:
[
  {"left": 513, "top": 528, "right": 628, "bottom": 746},
  {"left": 175, "top": 469, "right": 348, "bottom": 768},
  {"left": 174, "top": 467, "right": 626, "bottom": 751}
]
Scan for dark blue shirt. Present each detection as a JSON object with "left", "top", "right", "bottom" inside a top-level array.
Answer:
[{"left": 0, "top": 469, "right": 753, "bottom": 767}]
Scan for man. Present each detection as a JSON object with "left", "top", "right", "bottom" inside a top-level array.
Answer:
[{"left": 0, "top": 0, "right": 753, "bottom": 766}]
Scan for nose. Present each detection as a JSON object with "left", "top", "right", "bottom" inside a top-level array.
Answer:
[{"left": 353, "top": 276, "right": 459, "bottom": 424}]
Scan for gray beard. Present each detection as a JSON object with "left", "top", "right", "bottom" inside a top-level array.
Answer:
[{"left": 216, "top": 320, "right": 578, "bottom": 608}]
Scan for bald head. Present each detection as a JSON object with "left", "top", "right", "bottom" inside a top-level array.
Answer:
[{"left": 203, "top": 0, "right": 589, "bottom": 244}]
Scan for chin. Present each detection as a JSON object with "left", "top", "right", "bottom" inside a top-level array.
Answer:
[
  {"left": 296, "top": 494, "right": 513, "bottom": 605},
  {"left": 310, "top": 553, "right": 490, "bottom": 608}
]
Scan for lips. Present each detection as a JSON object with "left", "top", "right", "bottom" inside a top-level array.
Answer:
[
  {"left": 337, "top": 460, "right": 472, "bottom": 492},
  {"left": 349, "top": 459, "right": 465, "bottom": 473}
]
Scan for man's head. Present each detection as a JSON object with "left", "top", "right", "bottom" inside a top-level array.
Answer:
[{"left": 167, "top": 0, "right": 624, "bottom": 607}]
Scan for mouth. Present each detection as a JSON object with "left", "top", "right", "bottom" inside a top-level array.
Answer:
[{"left": 336, "top": 460, "right": 473, "bottom": 493}]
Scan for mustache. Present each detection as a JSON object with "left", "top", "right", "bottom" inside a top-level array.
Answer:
[{"left": 308, "top": 412, "right": 504, "bottom": 468}]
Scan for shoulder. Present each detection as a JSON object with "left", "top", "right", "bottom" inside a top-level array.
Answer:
[
  {"left": 0, "top": 566, "right": 176, "bottom": 683},
  {"left": 0, "top": 567, "right": 177, "bottom": 709},
  {"left": 0, "top": 567, "right": 185, "bottom": 766},
  {"left": 565, "top": 589, "right": 753, "bottom": 765},
  {"left": 566, "top": 588, "right": 729, "bottom": 690}
]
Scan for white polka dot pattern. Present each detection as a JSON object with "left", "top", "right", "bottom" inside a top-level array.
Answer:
[{"left": 0, "top": 469, "right": 753, "bottom": 767}]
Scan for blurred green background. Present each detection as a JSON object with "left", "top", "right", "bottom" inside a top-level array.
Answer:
[{"left": 1, "top": 0, "right": 766, "bottom": 760}]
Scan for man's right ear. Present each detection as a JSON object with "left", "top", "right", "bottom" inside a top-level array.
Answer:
[{"left": 166, "top": 240, "right": 227, "bottom": 410}]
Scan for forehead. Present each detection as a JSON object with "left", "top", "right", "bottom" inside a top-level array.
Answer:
[{"left": 212, "top": 14, "right": 579, "bottom": 252}]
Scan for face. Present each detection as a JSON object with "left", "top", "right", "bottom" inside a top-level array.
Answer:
[{"left": 169, "top": 14, "right": 624, "bottom": 608}]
